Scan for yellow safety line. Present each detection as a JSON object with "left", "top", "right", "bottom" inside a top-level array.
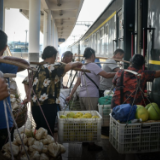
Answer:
[
  {"left": 85, "top": 11, "right": 116, "bottom": 40},
  {"left": 149, "top": 60, "right": 160, "bottom": 65}
]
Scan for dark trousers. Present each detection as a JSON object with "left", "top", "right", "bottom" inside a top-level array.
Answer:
[
  {"left": 32, "top": 104, "right": 57, "bottom": 135},
  {"left": 0, "top": 128, "right": 14, "bottom": 150}
]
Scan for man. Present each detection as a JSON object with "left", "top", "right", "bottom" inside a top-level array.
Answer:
[
  {"left": 61, "top": 51, "right": 73, "bottom": 64},
  {"left": 0, "top": 30, "right": 29, "bottom": 149},
  {"left": 99, "top": 49, "right": 124, "bottom": 96},
  {"left": 61, "top": 51, "right": 73, "bottom": 88}
]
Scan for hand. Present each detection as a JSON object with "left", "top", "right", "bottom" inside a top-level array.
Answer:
[
  {"left": 23, "top": 98, "right": 29, "bottom": 104},
  {"left": 66, "top": 96, "right": 72, "bottom": 102},
  {"left": 0, "top": 78, "right": 9, "bottom": 101}
]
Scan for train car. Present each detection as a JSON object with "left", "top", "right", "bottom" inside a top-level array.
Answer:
[{"left": 68, "top": 0, "right": 160, "bottom": 106}]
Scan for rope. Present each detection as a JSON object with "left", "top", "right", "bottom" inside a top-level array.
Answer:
[
  {"left": 5, "top": 99, "right": 30, "bottom": 160},
  {"left": 3, "top": 100, "right": 14, "bottom": 160}
]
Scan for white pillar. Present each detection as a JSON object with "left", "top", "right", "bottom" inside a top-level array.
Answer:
[
  {"left": 51, "top": 19, "right": 55, "bottom": 46},
  {"left": 43, "top": 10, "right": 51, "bottom": 48},
  {"left": 29, "top": 0, "right": 41, "bottom": 62},
  {"left": 54, "top": 24, "right": 58, "bottom": 49},
  {"left": 0, "top": 0, "right": 4, "bottom": 30},
  {"left": 43, "top": 11, "right": 47, "bottom": 48}
]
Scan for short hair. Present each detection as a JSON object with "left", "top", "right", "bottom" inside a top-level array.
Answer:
[
  {"left": 83, "top": 47, "right": 95, "bottom": 59},
  {"left": 114, "top": 49, "right": 124, "bottom": 56},
  {"left": 63, "top": 51, "right": 73, "bottom": 58},
  {"left": 130, "top": 54, "right": 145, "bottom": 69},
  {"left": 42, "top": 46, "right": 57, "bottom": 60},
  {"left": 0, "top": 30, "right": 7, "bottom": 51}
]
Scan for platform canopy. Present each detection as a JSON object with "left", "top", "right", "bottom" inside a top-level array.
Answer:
[{"left": 4, "top": 0, "right": 84, "bottom": 44}]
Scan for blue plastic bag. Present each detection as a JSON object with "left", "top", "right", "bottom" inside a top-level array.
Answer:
[{"left": 112, "top": 104, "right": 137, "bottom": 122}]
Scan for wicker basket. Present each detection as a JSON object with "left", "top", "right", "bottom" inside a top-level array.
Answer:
[{"left": 12, "top": 104, "right": 27, "bottom": 128}]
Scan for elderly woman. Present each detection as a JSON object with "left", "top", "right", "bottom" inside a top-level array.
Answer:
[
  {"left": 23, "top": 46, "right": 82, "bottom": 135},
  {"left": 67, "top": 47, "right": 115, "bottom": 151},
  {"left": 111, "top": 54, "right": 160, "bottom": 108}
]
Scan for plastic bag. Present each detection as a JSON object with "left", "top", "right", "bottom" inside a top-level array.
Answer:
[
  {"left": 98, "top": 95, "right": 112, "bottom": 105},
  {"left": 111, "top": 104, "right": 137, "bottom": 122}
]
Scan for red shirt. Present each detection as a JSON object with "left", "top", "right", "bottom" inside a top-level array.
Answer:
[{"left": 111, "top": 67, "right": 156, "bottom": 108}]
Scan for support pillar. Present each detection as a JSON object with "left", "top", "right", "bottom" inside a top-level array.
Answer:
[
  {"left": 51, "top": 19, "right": 55, "bottom": 46},
  {"left": 43, "top": 10, "right": 51, "bottom": 48},
  {"left": 0, "top": 0, "right": 4, "bottom": 30},
  {"left": 29, "top": 0, "right": 41, "bottom": 62},
  {"left": 54, "top": 25, "right": 58, "bottom": 49}
]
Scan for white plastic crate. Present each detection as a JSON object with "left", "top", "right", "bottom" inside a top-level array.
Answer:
[
  {"left": 98, "top": 104, "right": 111, "bottom": 127},
  {"left": 109, "top": 114, "right": 160, "bottom": 154},
  {"left": 58, "top": 111, "right": 102, "bottom": 143}
]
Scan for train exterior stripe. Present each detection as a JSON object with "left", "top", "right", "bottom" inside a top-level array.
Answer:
[
  {"left": 84, "top": 11, "right": 116, "bottom": 40},
  {"left": 149, "top": 60, "right": 160, "bottom": 65}
]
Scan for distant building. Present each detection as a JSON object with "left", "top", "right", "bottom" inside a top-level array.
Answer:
[{"left": 8, "top": 41, "right": 42, "bottom": 53}]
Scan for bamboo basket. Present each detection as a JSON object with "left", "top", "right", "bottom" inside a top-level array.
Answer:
[{"left": 12, "top": 104, "right": 27, "bottom": 128}]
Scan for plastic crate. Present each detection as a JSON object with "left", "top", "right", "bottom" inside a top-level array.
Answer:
[
  {"left": 98, "top": 104, "right": 111, "bottom": 127},
  {"left": 109, "top": 114, "right": 160, "bottom": 154},
  {"left": 58, "top": 111, "right": 102, "bottom": 143}
]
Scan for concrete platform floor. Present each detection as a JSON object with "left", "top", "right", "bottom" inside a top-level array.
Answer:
[{"left": 58, "top": 134, "right": 160, "bottom": 160}]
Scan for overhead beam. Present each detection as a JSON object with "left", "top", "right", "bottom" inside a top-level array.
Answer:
[
  {"left": 57, "top": 0, "right": 61, "bottom": 6},
  {"left": 50, "top": 1, "right": 79, "bottom": 11},
  {"left": 20, "top": 9, "right": 29, "bottom": 19},
  {"left": 52, "top": 11, "right": 76, "bottom": 19},
  {"left": 4, "top": 0, "right": 29, "bottom": 10}
]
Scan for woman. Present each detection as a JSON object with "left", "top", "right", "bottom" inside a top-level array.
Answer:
[
  {"left": 111, "top": 54, "right": 160, "bottom": 109},
  {"left": 66, "top": 47, "right": 115, "bottom": 151},
  {"left": 23, "top": 46, "right": 82, "bottom": 135}
]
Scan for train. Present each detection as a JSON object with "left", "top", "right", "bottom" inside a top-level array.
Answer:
[{"left": 67, "top": 0, "right": 160, "bottom": 106}]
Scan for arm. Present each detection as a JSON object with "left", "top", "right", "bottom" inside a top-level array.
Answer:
[
  {"left": 64, "top": 62, "right": 82, "bottom": 73},
  {"left": 0, "top": 78, "right": 9, "bottom": 100},
  {"left": 155, "top": 70, "right": 160, "bottom": 78},
  {"left": 98, "top": 70, "right": 116, "bottom": 78},
  {"left": 113, "top": 67, "right": 120, "bottom": 72},
  {"left": 3, "top": 56, "right": 30, "bottom": 72},
  {"left": 66, "top": 77, "right": 81, "bottom": 101}
]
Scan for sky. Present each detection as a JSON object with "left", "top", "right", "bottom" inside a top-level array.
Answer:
[{"left": 4, "top": 0, "right": 112, "bottom": 53}]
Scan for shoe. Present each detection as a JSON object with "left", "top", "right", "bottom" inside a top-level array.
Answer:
[
  {"left": 82, "top": 142, "right": 89, "bottom": 146},
  {"left": 88, "top": 144, "right": 103, "bottom": 151}
]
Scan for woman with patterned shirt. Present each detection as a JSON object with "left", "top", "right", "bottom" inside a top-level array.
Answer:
[
  {"left": 23, "top": 46, "right": 82, "bottom": 135},
  {"left": 111, "top": 54, "right": 160, "bottom": 108}
]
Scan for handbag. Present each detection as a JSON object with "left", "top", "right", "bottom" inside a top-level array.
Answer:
[{"left": 84, "top": 72, "right": 101, "bottom": 97}]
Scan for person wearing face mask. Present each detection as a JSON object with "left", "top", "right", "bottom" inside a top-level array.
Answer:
[
  {"left": 99, "top": 49, "right": 125, "bottom": 97},
  {"left": 66, "top": 47, "right": 115, "bottom": 151}
]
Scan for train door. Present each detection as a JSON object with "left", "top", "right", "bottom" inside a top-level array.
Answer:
[
  {"left": 147, "top": 0, "right": 160, "bottom": 106},
  {"left": 117, "top": 9, "right": 123, "bottom": 49}
]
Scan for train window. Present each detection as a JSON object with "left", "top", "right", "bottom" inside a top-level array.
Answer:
[
  {"left": 105, "top": 25, "right": 109, "bottom": 55},
  {"left": 93, "top": 34, "right": 96, "bottom": 50},
  {"left": 100, "top": 27, "right": 104, "bottom": 55},
  {"left": 96, "top": 31, "right": 100, "bottom": 54}
]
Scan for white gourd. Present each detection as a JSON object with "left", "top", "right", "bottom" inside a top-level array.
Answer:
[
  {"left": 42, "top": 145, "right": 48, "bottom": 153},
  {"left": 28, "top": 137, "right": 35, "bottom": 146},
  {"left": 16, "top": 133, "right": 27, "bottom": 145},
  {"left": 40, "top": 153, "right": 49, "bottom": 160},
  {"left": 48, "top": 143, "right": 60, "bottom": 157},
  {"left": 32, "top": 141, "right": 43, "bottom": 152},
  {"left": 35, "top": 128, "right": 47, "bottom": 140}
]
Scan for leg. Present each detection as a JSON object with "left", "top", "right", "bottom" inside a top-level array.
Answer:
[
  {"left": 79, "top": 97, "right": 87, "bottom": 110},
  {"left": 40, "top": 104, "right": 57, "bottom": 135},
  {"left": 32, "top": 106, "right": 41, "bottom": 129},
  {"left": 0, "top": 128, "right": 14, "bottom": 150}
]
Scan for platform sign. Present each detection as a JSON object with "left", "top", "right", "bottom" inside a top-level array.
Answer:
[{"left": 59, "top": 38, "right": 65, "bottom": 42}]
